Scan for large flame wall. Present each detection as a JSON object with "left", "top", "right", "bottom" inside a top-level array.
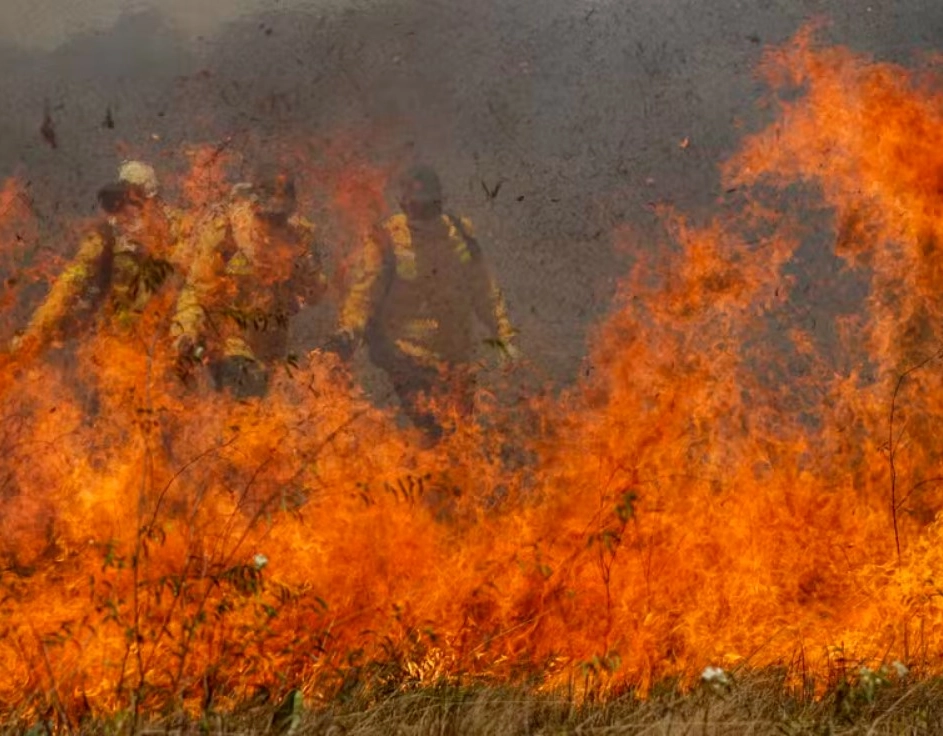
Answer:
[{"left": 3, "top": 29, "right": 943, "bottom": 720}]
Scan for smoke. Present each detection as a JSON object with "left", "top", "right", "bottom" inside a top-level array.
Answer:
[{"left": 1, "top": 0, "right": 942, "bottom": 380}]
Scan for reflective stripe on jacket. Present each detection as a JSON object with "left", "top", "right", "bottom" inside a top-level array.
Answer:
[
  {"left": 172, "top": 202, "right": 324, "bottom": 362},
  {"left": 340, "top": 213, "right": 514, "bottom": 365},
  {"left": 23, "top": 203, "right": 185, "bottom": 344}
]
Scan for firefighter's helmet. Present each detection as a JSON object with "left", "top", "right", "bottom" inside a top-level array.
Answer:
[
  {"left": 399, "top": 165, "right": 443, "bottom": 219},
  {"left": 118, "top": 160, "right": 159, "bottom": 198},
  {"left": 250, "top": 166, "right": 297, "bottom": 220}
]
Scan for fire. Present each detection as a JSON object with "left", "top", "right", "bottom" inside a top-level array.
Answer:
[{"left": 5, "top": 25, "right": 943, "bottom": 722}]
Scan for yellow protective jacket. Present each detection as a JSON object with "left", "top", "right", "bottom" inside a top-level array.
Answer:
[
  {"left": 340, "top": 212, "right": 515, "bottom": 365},
  {"left": 172, "top": 200, "right": 324, "bottom": 363},
  {"left": 20, "top": 202, "right": 186, "bottom": 345}
]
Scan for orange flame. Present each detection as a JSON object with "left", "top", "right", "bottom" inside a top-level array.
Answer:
[{"left": 7, "top": 26, "right": 943, "bottom": 722}]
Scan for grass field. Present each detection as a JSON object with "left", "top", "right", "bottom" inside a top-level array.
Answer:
[{"left": 6, "top": 671, "right": 943, "bottom": 735}]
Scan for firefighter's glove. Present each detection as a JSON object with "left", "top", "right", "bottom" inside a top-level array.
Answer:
[
  {"left": 485, "top": 337, "right": 521, "bottom": 366},
  {"left": 323, "top": 330, "right": 358, "bottom": 362},
  {"left": 174, "top": 336, "right": 206, "bottom": 381},
  {"left": 501, "top": 342, "right": 522, "bottom": 363},
  {"left": 8, "top": 332, "right": 40, "bottom": 357},
  {"left": 212, "top": 355, "right": 270, "bottom": 399}
]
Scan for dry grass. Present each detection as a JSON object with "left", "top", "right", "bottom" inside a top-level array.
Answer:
[{"left": 6, "top": 669, "right": 943, "bottom": 735}]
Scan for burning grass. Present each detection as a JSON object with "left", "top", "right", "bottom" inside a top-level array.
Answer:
[{"left": 5, "top": 23, "right": 943, "bottom": 730}]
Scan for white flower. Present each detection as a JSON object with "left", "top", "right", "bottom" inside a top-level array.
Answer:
[
  {"left": 701, "top": 665, "right": 730, "bottom": 687},
  {"left": 892, "top": 660, "right": 909, "bottom": 678},
  {"left": 252, "top": 553, "right": 269, "bottom": 570}
]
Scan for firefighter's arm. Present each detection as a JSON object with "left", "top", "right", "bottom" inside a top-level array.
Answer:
[
  {"left": 164, "top": 205, "right": 191, "bottom": 264},
  {"left": 481, "top": 271, "right": 519, "bottom": 361},
  {"left": 461, "top": 218, "right": 519, "bottom": 360},
  {"left": 338, "top": 228, "right": 385, "bottom": 338},
  {"left": 289, "top": 215, "right": 328, "bottom": 305},
  {"left": 322, "top": 227, "right": 387, "bottom": 360},
  {"left": 170, "top": 214, "right": 228, "bottom": 353},
  {"left": 489, "top": 279, "right": 517, "bottom": 348},
  {"left": 16, "top": 231, "right": 105, "bottom": 348}
]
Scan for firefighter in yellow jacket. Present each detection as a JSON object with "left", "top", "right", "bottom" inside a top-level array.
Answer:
[
  {"left": 173, "top": 167, "right": 325, "bottom": 398},
  {"left": 12, "top": 161, "right": 185, "bottom": 353},
  {"left": 333, "top": 164, "right": 517, "bottom": 438}
]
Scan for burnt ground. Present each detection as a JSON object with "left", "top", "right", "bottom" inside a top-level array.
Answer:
[{"left": 0, "top": 1, "right": 942, "bottom": 386}]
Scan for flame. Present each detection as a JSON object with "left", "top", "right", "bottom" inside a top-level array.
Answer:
[{"left": 6, "top": 26, "right": 943, "bottom": 721}]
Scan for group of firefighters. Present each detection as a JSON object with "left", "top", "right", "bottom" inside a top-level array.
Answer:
[{"left": 6, "top": 159, "right": 518, "bottom": 440}]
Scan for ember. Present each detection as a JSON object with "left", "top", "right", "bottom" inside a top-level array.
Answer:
[{"left": 3, "top": 26, "right": 943, "bottom": 725}]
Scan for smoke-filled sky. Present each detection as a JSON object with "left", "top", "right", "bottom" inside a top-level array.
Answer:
[
  {"left": 2, "top": 0, "right": 942, "bottom": 380},
  {"left": 0, "top": 0, "right": 298, "bottom": 49}
]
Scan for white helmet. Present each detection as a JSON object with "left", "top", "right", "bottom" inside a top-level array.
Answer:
[{"left": 118, "top": 160, "right": 159, "bottom": 198}]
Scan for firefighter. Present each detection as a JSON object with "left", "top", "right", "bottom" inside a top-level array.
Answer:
[
  {"left": 331, "top": 164, "right": 518, "bottom": 439},
  {"left": 172, "top": 167, "right": 325, "bottom": 398},
  {"left": 11, "top": 161, "right": 184, "bottom": 353}
]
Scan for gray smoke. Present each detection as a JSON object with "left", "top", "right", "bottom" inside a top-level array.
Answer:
[{"left": 1, "top": 0, "right": 942, "bottom": 380}]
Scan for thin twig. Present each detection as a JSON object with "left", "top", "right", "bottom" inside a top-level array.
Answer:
[{"left": 887, "top": 347, "right": 943, "bottom": 566}]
